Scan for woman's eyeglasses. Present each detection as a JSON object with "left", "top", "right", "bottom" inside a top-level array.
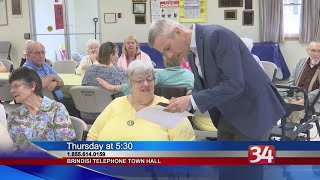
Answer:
[
  {"left": 131, "top": 77, "right": 154, "bottom": 85},
  {"left": 10, "top": 83, "right": 24, "bottom": 90}
]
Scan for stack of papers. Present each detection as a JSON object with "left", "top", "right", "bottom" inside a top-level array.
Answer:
[{"left": 135, "top": 104, "right": 194, "bottom": 128}]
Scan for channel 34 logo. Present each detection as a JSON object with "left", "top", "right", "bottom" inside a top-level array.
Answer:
[{"left": 248, "top": 145, "right": 275, "bottom": 164}]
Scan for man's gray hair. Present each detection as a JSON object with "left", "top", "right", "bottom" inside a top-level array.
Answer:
[
  {"left": 26, "top": 41, "right": 44, "bottom": 54},
  {"left": 126, "top": 60, "right": 155, "bottom": 88},
  {"left": 148, "top": 19, "right": 186, "bottom": 48}
]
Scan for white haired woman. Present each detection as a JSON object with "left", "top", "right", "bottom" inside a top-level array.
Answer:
[
  {"left": 75, "top": 39, "right": 101, "bottom": 76},
  {"left": 87, "top": 60, "right": 195, "bottom": 141}
]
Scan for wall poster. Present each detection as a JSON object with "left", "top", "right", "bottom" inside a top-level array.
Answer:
[
  {"left": 179, "top": 0, "right": 206, "bottom": 23},
  {"left": 151, "top": 0, "right": 179, "bottom": 22}
]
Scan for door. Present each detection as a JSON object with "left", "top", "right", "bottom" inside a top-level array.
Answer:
[{"left": 30, "top": 0, "right": 100, "bottom": 62}]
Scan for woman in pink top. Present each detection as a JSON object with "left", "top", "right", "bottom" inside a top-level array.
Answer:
[{"left": 117, "top": 35, "right": 152, "bottom": 69}]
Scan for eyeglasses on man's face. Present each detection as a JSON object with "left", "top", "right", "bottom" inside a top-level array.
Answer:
[
  {"left": 131, "top": 76, "right": 154, "bottom": 85},
  {"left": 309, "top": 48, "right": 320, "bottom": 54},
  {"left": 31, "top": 51, "right": 46, "bottom": 56}
]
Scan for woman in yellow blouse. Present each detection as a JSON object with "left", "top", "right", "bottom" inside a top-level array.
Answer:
[{"left": 87, "top": 60, "right": 195, "bottom": 141}]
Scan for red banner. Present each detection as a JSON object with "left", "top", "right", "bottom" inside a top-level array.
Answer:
[{"left": 54, "top": 4, "right": 64, "bottom": 30}]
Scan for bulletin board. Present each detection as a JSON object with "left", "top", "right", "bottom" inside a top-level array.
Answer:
[
  {"left": 179, "top": 0, "right": 206, "bottom": 23},
  {"left": 151, "top": 0, "right": 179, "bottom": 22},
  {"left": 150, "top": 0, "right": 206, "bottom": 23}
]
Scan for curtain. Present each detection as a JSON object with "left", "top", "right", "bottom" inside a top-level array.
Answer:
[
  {"left": 300, "top": 0, "right": 320, "bottom": 42},
  {"left": 259, "top": 0, "right": 283, "bottom": 42}
]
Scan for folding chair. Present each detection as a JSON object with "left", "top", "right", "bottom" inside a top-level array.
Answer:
[
  {"left": 70, "top": 116, "right": 88, "bottom": 141},
  {"left": 154, "top": 85, "right": 188, "bottom": 99},
  {"left": 270, "top": 85, "right": 319, "bottom": 141},
  {"left": 0, "top": 78, "right": 20, "bottom": 113},
  {"left": 261, "top": 61, "right": 277, "bottom": 82},
  {"left": 69, "top": 86, "right": 113, "bottom": 124},
  {"left": 52, "top": 60, "right": 78, "bottom": 74},
  {"left": 42, "top": 89, "right": 57, "bottom": 101},
  {"left": 0, "top": 41, "right": 11, "bottom": 60},
  {"left": 191, "top": 111, "right": 217, "bottom": 140}
]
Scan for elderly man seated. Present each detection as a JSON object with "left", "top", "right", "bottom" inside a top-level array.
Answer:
[
  {"left": 23, "top": 41, "right": 64, "bottom": 101},
  {"left": 287, "top": 41, "right": 320, "bottom": 123},
  {"left": 23, "top": 41, "right": 78, "bottom": 116}
]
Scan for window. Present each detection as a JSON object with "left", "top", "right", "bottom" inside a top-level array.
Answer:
[{"left": 283, "top": 0, "right": 302, "bottom": 39}]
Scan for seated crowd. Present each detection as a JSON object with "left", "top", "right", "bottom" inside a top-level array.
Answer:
[{"left": 1, "top": 36, "right": 318, "bottom": 151}]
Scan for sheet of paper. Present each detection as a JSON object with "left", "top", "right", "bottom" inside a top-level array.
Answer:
[{"left": 135, "top": 105, "right": 194, "bottom": 128}]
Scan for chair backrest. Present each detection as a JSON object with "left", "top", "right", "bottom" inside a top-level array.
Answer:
[
  {"left": 261, "top": 61, "right": 277, "bottom": 82},
  {"left": 52, "top": 60, "right": 78, "bottom": 74},
  {"left": 0, "top": 59, "right": 13, "bottom": 72},
  {"left": 69, "top": 86, "right": 113, "bottom": 113},
  {"left": 0, "top": 41, "right": 11, "bottom": 60},
  {"left": 0, "top": 78, "right": 14, "bottom": 102},
  {"left": 42, "top": 89, "right": 56, "bottom": 100},
  {"left": 70, "top": 116, "right": 88, "bottom": 140},
  {"left": 154, "top": 85, "right": 188, "bottom": 99},
  {"left": 190, "top": 111, "right": 218, "bottom": 140},
  {"left": 46, "top": 59, "right": 53, "bottom": 67}
]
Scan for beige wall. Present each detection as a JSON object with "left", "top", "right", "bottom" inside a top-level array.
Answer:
[
  {"left": 0, "top": 1, "right": 31, "bottom": 68},
  {"left": 0, "top": 0, "right": 309, "bottom": 73},
  {"left": 280, "top": 41, "right": 309, "bottom": 72},
  {"left": 100, "top": 0, "right": 260, "bottom": 42}
]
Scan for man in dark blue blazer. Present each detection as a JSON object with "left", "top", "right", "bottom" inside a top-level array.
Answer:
[{"left": 148, "top": 19, "right": 286, "bottom": 141}]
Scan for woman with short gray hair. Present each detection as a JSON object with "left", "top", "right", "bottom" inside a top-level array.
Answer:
[
  {"left": 87, "top": 60, "right": 195, "bottom": 141},
  {"left": 7, "top": 67, "right": 76, "bottom": 150}
]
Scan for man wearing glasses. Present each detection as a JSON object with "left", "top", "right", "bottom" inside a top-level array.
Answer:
[
  {"left": 287, "top": 41, "right": 320, "bottom": 120},
  {"left": 23, "top": 41, "right": 64, "bottom": 101}
]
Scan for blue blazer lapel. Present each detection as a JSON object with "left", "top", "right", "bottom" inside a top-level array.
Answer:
[{"left": 188, "top": 52, "right": 205, "bottom": 89}]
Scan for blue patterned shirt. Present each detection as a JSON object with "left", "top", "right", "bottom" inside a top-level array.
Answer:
[{"left": 23, "top": 60, "right": 64, "bottom": 101}]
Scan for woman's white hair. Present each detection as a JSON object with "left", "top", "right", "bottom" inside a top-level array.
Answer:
[
  {"left": 240, "top": 38, "right": 254, "bottom": 52},
  {"left": 85, "top": 39, "right": 101, "bottom": 54},
  {"left": 126, "top": 60, "right": 155, "bottom": 88}
]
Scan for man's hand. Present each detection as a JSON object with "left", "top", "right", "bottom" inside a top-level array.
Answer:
[
  {"left": 46, "top": 81, "right": 57, "bottom": 91},
  {"left": 289, "top": 98, "right": 304, "bottom": 105},
  {"left": 89, "top": 51, "right": 97, "bottom": 63},
  {"left": 82, "top": 64, "right": 88, "bottom": 70},
  {"left": 165, "top": 96, "right": 192, "bottom": 113}
]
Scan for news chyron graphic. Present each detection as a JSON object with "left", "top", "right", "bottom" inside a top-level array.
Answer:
[
  {"left": 1, "top": 142, "right": 320, "bottom": 179},
  {"left": 248, "top": 145, "right": 275, "bottom": 164}
]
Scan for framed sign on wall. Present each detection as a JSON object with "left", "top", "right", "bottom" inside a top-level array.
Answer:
[
  {"left": 104, "top": 13, "right": 116, "bottom": 23},
  {"left": 245, "top": 0, "right": 252, "bottom": 9},
  {"left": 243, "top": 10, "right": 254, "bottom": 26},
  {"left": 219, "top": 0, "right": 243, "bottom": 7},
  {"left": 11, "top": 0, "right": 22, "bottom": 17},
  {"left": 133, "top": 3, "right": 146, "bottom": 14},
  {"left": 224, "top": 10, "right": 237, "bottom": 20}
]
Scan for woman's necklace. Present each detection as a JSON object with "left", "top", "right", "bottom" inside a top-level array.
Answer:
[{"left": 127, "top": 95, "right": 155, "bottom": 126}]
